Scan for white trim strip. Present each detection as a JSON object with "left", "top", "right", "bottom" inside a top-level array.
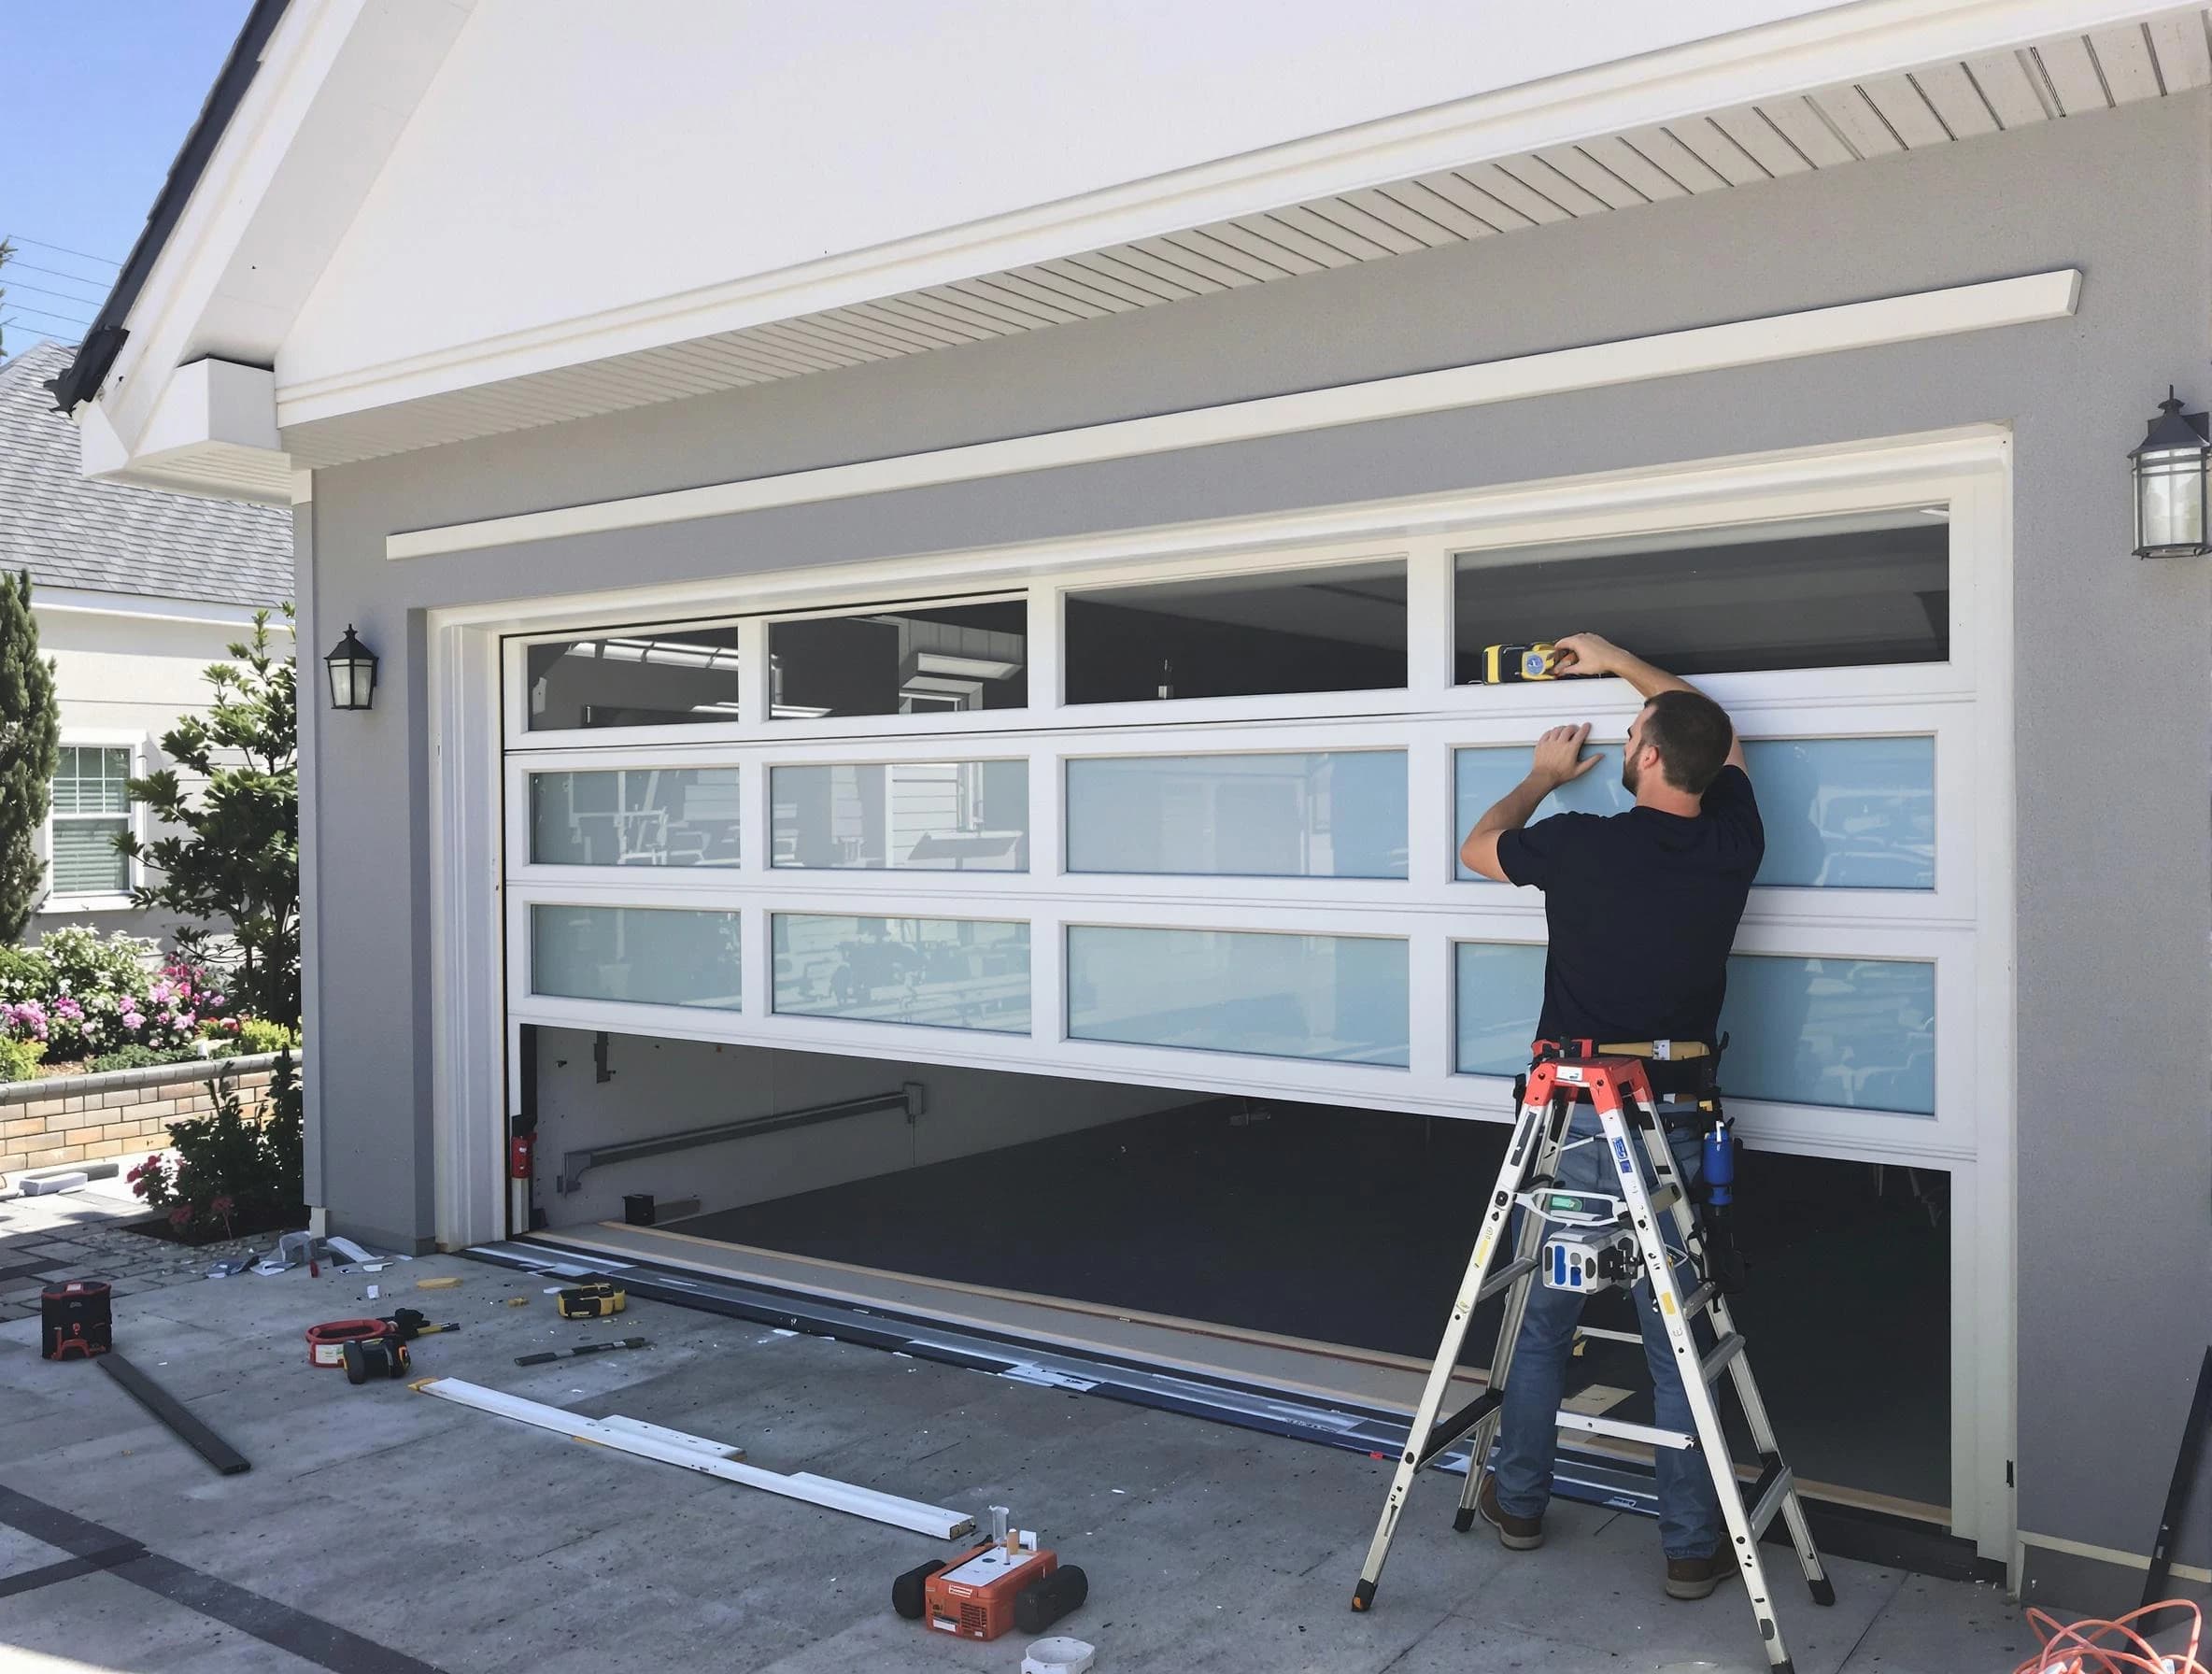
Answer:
[
  {"left": 32, "top": 588, "right": 276, "bottom": 627},
  {"left": 2018, "top": 1528, "right": 2212, "bottom": 1587},
  {"left": 414, "top": 1376, "right": 975, "bottom": 1539},
  {"left": 389, "top": 270, "right": 2076, "bottom": 562}
]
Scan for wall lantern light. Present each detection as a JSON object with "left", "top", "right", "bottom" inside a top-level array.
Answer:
[
  {"left": 324, "top": 624, "right": 378, "bottom": 711},
  {"left": 2130, "top": 388, "right": 2212, "bottom": 559}
]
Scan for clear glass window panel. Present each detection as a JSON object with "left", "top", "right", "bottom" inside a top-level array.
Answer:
[
  {"left": 1454, "top": 509, "right": 1949, "bottom": 679},
  {"left": 525, "top": 624, "right": 744, "bottom": 731},
  {"left": 50, "top": 818, "right": 128, "bottom": 895},
  {"left": 772, "top": 761, "right": 1028, "bottom": 871},
  {"left": 1065, "top": 560, "right": 1407, "bottom": 705},
  {"left": 1453, "top": 943, "right": 1935, "bottom": 1117},
  {"left": 51, "top": 746, "right": 131, "bottom": 816},
  {"left": 1067, "top": 751, "right": 1407, "bottom": 878},
  {"left": 1722, "top": 954, "right": 1935, "bottom": 1116},
  {"left": 773, "top": 915, "right": 1029, "bottom": 1033},
  {"left": 1453, "top": 942, "right": 1549, "bottom": 1076},
  {"left": 1453, "top": 738, "right": 1934, "bottom": 888},
  {"left": 529, "top": 769, "right": 741, "bottom": 867},
  {"left": 530, "top": 905, "right": 742, "bottom": 1009},
  {"left": 1068, "top": 926, "right": 1409, "bottom": 1066},
  {"left": 767, "top": 600, "right": 1027, "bottom": 720}
]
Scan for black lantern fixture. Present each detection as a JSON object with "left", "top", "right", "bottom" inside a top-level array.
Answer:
[
  {"left": 324, "top": 624, "right": 378, "bottom": 711},
  {"left": 2129, "top": 388, "right": 2212, "bottom": 559}
]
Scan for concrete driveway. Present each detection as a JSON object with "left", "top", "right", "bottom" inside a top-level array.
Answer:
[{"left": 0, "top": 1198, "right": 2035, "bottom": 1673}]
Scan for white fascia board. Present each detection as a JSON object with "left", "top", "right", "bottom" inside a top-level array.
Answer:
[
  {"left": 89, "top": 1, "right": 473, "bottom": 469},
  {"left": 78, "top": 358, "right": 289, "bottom": 504},
  {"left": 389, "top": 267, "right": 2076, "bottom": 561},
  {"left": 32, "top": 589, "right": 275, "bottom": 628},
  {"left": 291, "top": 0, "right": 2162, "bottom": 429}
]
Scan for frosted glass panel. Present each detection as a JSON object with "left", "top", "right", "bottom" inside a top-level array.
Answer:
[
  {"left": 1068, "top": 927, "right": 1408, "bottom": 1065},
  {"left": 1453, "top": 942, "right": 1548, "bottom": 1076},
  {"left": 531, "top": 905, "right": 741, "bottom": 1008},
  {"left": 1453, "top": 943, "right": 1936, "bottom": 1117},
  {"left": 773, "top": 915, "right": 1029, "bottom": 1033},
  {"left": 530, "top": 769, "right": 741, "bottom": 867},
  {"left": 1068, "top": 752, "right": 1406, "bottom": 878},
  {"left": 1453, "top": 737, "right": 1934, "bottom": 888},
  {"left": 1722, "top": 955, "right": 1935, "bottom": 1115},
  {"left": 772, "top": 761, "right": 1028, "bottom": 870}
]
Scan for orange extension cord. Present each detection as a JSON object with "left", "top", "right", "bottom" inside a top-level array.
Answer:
[{"left": 2013, "top": 1601, "right": 2206, "bottom": 1674}]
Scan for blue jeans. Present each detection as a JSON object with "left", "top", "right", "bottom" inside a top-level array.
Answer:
[{"left": 1490, "top": 1108, "right": 1723, "bottom": 1560}]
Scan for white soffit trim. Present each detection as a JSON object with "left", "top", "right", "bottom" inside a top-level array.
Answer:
[
  {"left": 289, "top": 0, "right": 2165, "bottom": 433},
  {"left": 389, "top": 268, "right": 2077, "bottom": 561}
]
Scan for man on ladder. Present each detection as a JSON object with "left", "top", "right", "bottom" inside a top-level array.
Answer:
[{"left": 1454, "top": 631, "right": 1761, "bottom": 1602}]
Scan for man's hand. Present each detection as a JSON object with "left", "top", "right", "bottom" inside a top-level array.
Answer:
[
  {"left": 1551, "top": 633, "right": 1624, "bottom": 679},
  {"left": 1530, "top": 722, "right": 1599, "bottom": 789}
]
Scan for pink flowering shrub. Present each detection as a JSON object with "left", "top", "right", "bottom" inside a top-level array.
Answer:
[{"left": 0, "top": 929, "right": 233, "bottom": 1065}]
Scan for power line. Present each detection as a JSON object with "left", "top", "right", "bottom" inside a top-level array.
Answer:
[
  {"left": 0, "top": 234, "right": 122, "bottom": 269},
  {"left": 5, "top": 258, "right": 111, "bottom": 293},
  {"left": 0, "top": 302, "right": 92, "bottom": 330},
  {"left": 2, "top": 278, "right": 106, "bottom": 310}
]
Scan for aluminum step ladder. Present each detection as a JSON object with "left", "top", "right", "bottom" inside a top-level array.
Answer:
[{"left": 1350, "top": 1053, "right": 1835, "bottom": 1673}]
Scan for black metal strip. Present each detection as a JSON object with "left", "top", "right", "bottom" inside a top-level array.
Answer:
[
  {"left": 0, "top": 1485, "right": 448, "bottom": 1674},
  {"left": 97, "top": 1353, "right": 250, "bottom": 1476},
  {"left": 2143, "top": 1342, "right": 2212, "bottom": 1610},
  {"left": 1421, "top": 1390, "right": 1502, "bottom": 1466}
]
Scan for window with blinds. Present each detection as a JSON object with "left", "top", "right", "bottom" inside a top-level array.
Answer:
[{"left": 49, "top": 745, "right": 132, "bottom": 897}]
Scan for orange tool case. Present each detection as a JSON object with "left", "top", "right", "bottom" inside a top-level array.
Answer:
[{"left": 923, "top": 1540, "right": 1060, "bottom": 1641}]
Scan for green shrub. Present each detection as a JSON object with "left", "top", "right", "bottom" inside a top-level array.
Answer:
[
  {"left": 127, "top": 1056, "right": 304, "bottom": 1239},
  {"left": 210, "top": 1017, "right": 302, "bottom": 1057},
  {"left": 0, "top": 943, "right": 52, "bottom": 1002},
  {"left": 0, "top": 1034, "right": 44, "bottom": 1082},
  {"left": 89, "top": 1043, "right": 203, "bottom": 1073}
]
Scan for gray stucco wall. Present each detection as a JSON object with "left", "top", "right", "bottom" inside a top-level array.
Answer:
[{"left": 305, "top": 93, "right": 2212, "bottom": 1588}]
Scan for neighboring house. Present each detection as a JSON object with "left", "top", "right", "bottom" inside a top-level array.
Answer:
[
  {"left": 48, "top": 0, "right": 2212, "bottom": 1616},
  {"left": 0, "top": 340, "right": 290, "bottom": 937}
]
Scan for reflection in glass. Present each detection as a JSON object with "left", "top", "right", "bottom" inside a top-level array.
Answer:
[
  {"left": 1453, "top": 942, "right": 1548, "bottom": 1076},
  {"left": 526, "top": 625, "right": 744, "bottom": 730},
  {"left": 768, "top": 600, "right": 1027, "bottom": 720},
  {"left": 1453, "top": 943, "right": 1936, "bottom": 1117},
  {"left": 530, "top": 770, "right": 742, "bottom": 867},
  {"left": 531, "top": 905, "right": 741, "bottom": 1008},
  {"left": 772, "top": 762, "right": 1028, "bottom": 870},
  {"left": 1722, "top": 955, "right": 1935, "bottom": 1115},
  {"left": 1065, "top": 560, "right": 1407, "bottom": 704},
  {"left": 1068, "top": 751, "right": 1406, "bottom": 877},
  {"left": 773, "top": 915, "right": 1029, "bottom": 1032},
  {"left": 1068, "top": 926, "right": 1408, "bottom": 1065},
  {"left": 1453, "top": 738, "right": 1934, "bottom": 888},
  {"left": 1454, "top": 509, "right": 1949, "bottom": 679}
]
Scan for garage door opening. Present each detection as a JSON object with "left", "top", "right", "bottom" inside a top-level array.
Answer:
[{"left": 523, "top": 1027, "right": 1950, "bottom": 1521}]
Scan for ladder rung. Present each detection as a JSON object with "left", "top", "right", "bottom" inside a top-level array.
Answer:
[
  {"left": 1743, "top": 1455, "right": 1794, "bottom": 1536},
  {"left": 1678, "top": 1280, "right": 1719, "bottom": 1320},
  {"left": 1555, "top": 1409, "right": 1698, "bottom": 1451},
  {"left": 1576, "top": 1325, "right": 1642, "bottom": 1346},
  {"left": 1477, "top": 1256, "right": 1537, "bottom": 1305},
  {"left": 1699, "top": 1333, "right": 1746, "bottom": 1385},
  {"left": 1419, "top": 1388, "right": 1501, "bottom": 1467},
  {"left": 1646, "top": 1183, "right": 1682, "bottom": 1213}
]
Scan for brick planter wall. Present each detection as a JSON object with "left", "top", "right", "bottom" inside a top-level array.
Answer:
[{"left": 0, "top": 1053, "right": 290, "bottom": 1177}]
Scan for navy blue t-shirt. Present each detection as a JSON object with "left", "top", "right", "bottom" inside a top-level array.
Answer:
[{"left": 1495, "top": 765, "right": 1764, "bottom": 1046}]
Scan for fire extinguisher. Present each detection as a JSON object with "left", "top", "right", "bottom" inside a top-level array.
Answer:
[{"left": 508, "top": 1129, "right": 535, "bottom": 1181}]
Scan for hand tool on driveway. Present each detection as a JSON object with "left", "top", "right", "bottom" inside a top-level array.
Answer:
[
  {"left": 893, "top": 1505, "right": 1087, "bottom": 1641},
  {"left": 516, "top": 1337, "right": 650, "bottom": 1366}
]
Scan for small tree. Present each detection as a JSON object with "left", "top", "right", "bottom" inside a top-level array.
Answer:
[
  {"left": 0, "top": 569, "right": 61, "bottom": 940},
  {"left": 121, "top": 607, "right": 299, "bottom": 1022}
]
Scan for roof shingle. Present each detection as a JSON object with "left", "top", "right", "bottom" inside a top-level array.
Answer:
[{"left": 0, "top": 341, "right": 290, "bottom": 608}]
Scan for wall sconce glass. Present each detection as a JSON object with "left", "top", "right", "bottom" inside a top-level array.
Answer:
[
  {"left": 2130, "top": 389, "right": 2211, "bottom": 559},
  {"left": 324, "top": 625, "right": 378, "bottom": 711}
]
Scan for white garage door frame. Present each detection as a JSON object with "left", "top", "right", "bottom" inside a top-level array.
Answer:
[{"left": 425, "top": 424, "right": 2015, "bottom": 1559}]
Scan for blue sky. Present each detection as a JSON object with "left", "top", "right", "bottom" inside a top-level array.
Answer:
[{"left": 0, "top": 3, "right": 252, "bottom": 355}]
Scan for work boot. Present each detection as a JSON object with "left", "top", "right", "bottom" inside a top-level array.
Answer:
[
  {"left": 1476, "top": 1473, "right": 1544, "bottom": 1551},
  {"left": 1664, "top": 1551, "right": 1734, "bottom": 1600}
]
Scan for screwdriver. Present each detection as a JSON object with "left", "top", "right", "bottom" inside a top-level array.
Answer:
[{"left": 515, "top": 1337, "right": 650, "bottom": 1367}]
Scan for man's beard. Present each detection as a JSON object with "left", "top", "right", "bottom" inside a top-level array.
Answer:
[{"left": 1622, "top": 748, "right": 1640, "bottom": 795}]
